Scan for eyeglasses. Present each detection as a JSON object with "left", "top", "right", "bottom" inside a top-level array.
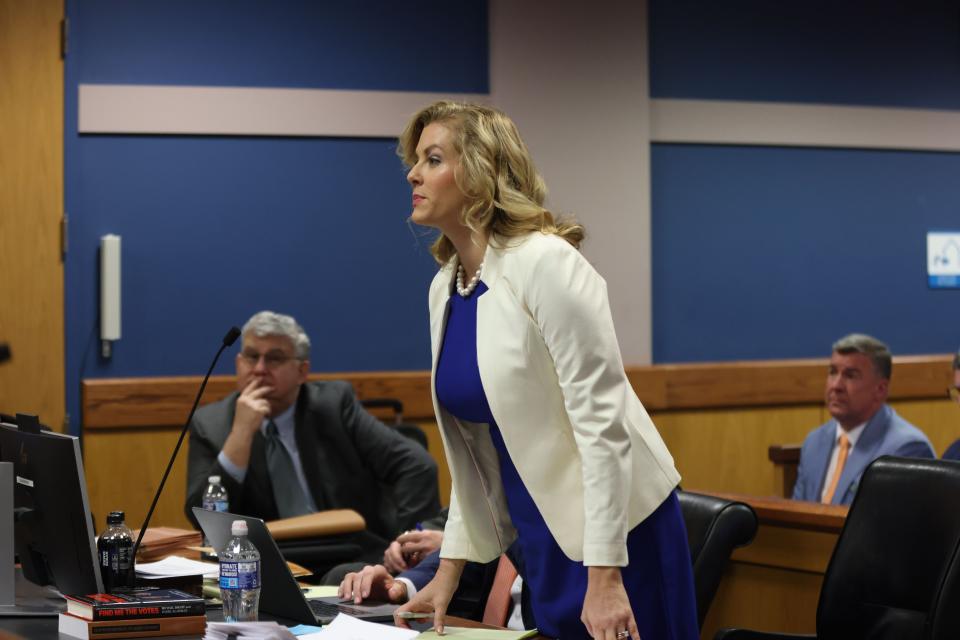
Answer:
[
  {"left": 950, "top": 387, "right": 960, "bottom": 403},
  {"left": 238, "top": 351, "right": 300, "bottom": 369}
]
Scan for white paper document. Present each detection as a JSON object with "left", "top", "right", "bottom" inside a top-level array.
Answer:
[
  {"left": 135, "top": 554, "right": 220, "bottom": 579},
  {"left": 309, "top": 613, "right": 420, "bottom": 639}
]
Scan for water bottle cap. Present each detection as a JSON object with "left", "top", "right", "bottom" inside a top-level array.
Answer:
[
  {"left": 231, "top": 520, "right": 248, "bottom": 536},
  {"left": 208, "top": 475, "right": 221, "bottom": 484},
  {"left": 107, "top": 511, "right": 125, "bottom": 524}
]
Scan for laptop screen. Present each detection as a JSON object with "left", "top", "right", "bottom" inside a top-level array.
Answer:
[{"left": 192, "top": 508, "right": 397, "bottom": 625}]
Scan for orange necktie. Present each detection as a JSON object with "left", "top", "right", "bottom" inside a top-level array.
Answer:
[
  {"left": 822, "top": 433, "right": 851, "bottom": 504},
  {"left": 482, "top": 554, "right": 519, "bottom": 627}
]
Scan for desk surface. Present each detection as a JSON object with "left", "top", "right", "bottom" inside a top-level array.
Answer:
[
  {"left": 0, "top": 612, "right": 548, "bottom": 639},
  {"left": 0, "top": 569, "right": 548, "bottom": 639}
]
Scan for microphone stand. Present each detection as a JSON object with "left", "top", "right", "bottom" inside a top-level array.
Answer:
[{"left": 131, "top": 327, "right": 241, "bottom": 563}]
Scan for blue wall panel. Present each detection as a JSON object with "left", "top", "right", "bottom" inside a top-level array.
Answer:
[
  {"left": 70, "top": 0, "right": 488, "bottom": 91},
  {"left": 649, "top": 0, "right": 960, "bottom": 109},
  {"left": 652, "top": 144, "right": 960, "bottom": 363},
  {"left": 64, "top": 0, "right": 487, "bottom": 433},
  {"left": 69, "top": 135, "right": 436, "bottom": 376}
]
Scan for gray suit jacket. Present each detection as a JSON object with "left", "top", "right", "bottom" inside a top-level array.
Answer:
[
  {"left": 185, "top": 380, "right": 440, "bottom": 540},
  {"left": 792, "top": 404, "right": 934, "bottom": 505}
]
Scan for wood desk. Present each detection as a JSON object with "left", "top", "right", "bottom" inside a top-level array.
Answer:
[
  {"left": 432, "top": 616, "right": 549, "bottom": 638},
  {"left": 0, "top": 614, "right": 546, "bottom": 639},
  {"left": 698, "top": 492, "right": 847, "bottom": 639},
  {"left": 767, "top": 444, "right": 802, "bottom": 499},
  {"left": 0, "top": 571, "right": 544, "bottom": 639}
]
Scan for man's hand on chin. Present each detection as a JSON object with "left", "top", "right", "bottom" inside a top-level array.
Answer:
[{"left": 233, "top": 378, "right": 274, "bottom": 437}]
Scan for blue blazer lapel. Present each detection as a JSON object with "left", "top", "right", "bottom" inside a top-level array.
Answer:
[{"left": 834, "top": 405, "right": 891, "bottom": 504}]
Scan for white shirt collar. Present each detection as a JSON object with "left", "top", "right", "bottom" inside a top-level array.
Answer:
[
  {"left": 261, "top": 401, "right": 296, "bottom": 435},
  {"left": 835, "top": 420, "right": 867, "bottom": 449}
]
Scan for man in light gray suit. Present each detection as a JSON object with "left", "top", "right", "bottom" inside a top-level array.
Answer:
[{"left": 792, "top": 334, "right": 935, "bottom": 505}]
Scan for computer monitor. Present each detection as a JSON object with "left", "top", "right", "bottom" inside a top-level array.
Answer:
[{"left": 0, "top": 417, "right": 103, "bottom": 616}]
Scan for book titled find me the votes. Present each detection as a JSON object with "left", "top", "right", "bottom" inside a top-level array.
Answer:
[
  {"left": 57, "top": 613, "right": 207, "bottom": 640},
  {"left": 63, "top": 588, "right": 205, "bottom": 621}
]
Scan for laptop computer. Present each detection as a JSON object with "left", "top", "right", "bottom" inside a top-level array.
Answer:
[{"left": 193, "top": 507, "right": 398, "bottom": 625}]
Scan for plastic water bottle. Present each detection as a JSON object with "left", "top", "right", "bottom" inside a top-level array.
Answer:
[
  {"left": 201, "top": 475, "right": 229, "bottom": 547},
  {"left": 219, "top": 519, "right": 260, "bottom": 622},
  {"left": 98, "top": 511, "right": 134, "bottom": 592}
]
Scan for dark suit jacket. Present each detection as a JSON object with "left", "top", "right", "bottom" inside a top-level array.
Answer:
[
  {"left": 792, "top": 404, "right": 935, "bottom": 505},
  {"left": 943, "top": 438, "right": 960, "bottom": 461},
  {"left": 185, "top": 380, "right": 440, "bottom": 540}
]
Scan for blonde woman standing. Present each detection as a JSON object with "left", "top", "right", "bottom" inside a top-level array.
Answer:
[{"left": 394, "top": 101, "right": 698, "bottom": 640}]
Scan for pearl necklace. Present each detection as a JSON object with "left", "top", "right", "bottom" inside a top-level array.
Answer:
[{"left": 456, "top": 262, "right": 484, "bottom": 297}]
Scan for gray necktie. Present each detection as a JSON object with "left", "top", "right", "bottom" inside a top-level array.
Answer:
[{"left": 264, "top": 420, "right": 312, "bottom": 518}]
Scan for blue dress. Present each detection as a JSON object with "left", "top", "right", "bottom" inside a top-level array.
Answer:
[{"left": 435, "top": 281, "right": 699, "bottom": 640}]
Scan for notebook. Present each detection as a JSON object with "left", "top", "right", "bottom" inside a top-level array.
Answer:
[{"left": 192, "top": 507, "right": 398, "bottom": 625}]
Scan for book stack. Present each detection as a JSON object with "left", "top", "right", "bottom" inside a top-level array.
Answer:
[{"left": 59, "top": 588, "right": 206, "bottom": 639}]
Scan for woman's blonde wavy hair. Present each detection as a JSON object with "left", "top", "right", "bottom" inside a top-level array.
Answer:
[{"left": 398, "top": 101, "right": 584, "bottom": 265}]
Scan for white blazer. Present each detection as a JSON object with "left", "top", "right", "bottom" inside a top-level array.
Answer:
[{"left": 431, "top": 232, "right": 680, "bottom": 567}]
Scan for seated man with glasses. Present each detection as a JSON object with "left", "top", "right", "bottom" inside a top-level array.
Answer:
[
  {"left": 184, "top": 310, "right": 440, "bottom": 559},
  {"left": 940, "top": 349, "right": 960, "bottom": 460}
]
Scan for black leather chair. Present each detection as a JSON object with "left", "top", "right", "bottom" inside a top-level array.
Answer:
[
  {"left": 679, "top": 490, "right": 759, "bottom": 629},
  {"left": 715, "top": 456, "right": 960, "bottom": 640},
  {"left": 361, "top": 397, "right": 430, "bottom": 451}
]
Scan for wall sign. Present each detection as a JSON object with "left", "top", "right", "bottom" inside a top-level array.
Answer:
[{"left": 928, "top": 231, "right": 960, "bottom": 288}]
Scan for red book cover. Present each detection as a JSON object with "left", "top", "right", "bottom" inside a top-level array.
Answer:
[{"left": 63, "top": 588, "right": 204, "bottom": 621}]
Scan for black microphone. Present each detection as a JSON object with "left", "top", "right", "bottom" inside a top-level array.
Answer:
[
  {"left": 132, "top": 326, "right": 241, "bottom": 562},
  {"left": 0, "top": 342, "right": 10, "bottom": 364}
]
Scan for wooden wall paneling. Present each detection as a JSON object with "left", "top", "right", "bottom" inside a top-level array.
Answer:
[
  {"left": 889, "top": 356, "right": 959, "bottom": 399},
  {"left": 0, "top": 0, "right": 65, "bottom": 429},
  {"left": 632, "top": 359, "right": 828, "bottom": 409},
  {"left": 701, "top": 562, "right": 823, "bottom": 638},
  {"left": 653, "top": 405, "right": 824, "bottom": 496},
  {"left": 82, "top": 373, "right": 444, "bottom": 529},
  {"left": 80, "top": 356, "right": 955, "bottom": 530},
  {"left": 82, "top": 371, "right": 436, "bottom": 428},
  {"left": 732, "top": 525, "right": 838, "bottom": 573},
  {"left": 346, "top": 372, "right": 435, "bottom": 419},
  {"left": 629, "top": 355, "right": 954, "bottom": 410},
  {"left": 83, "top": 376, "right": 237, "bottom": 428},
  {"left": 83, "top": 419, "right": 446, "bottom": 533},
  {"left": 82, "top": 356, "right": 954, "bottom": 428},
  {"left": 83, "top": 419, "right": 449, "bottom": 533},
  {"left": 888, "top": 398, "right": 958, "bottom": 457},
  {"left": 697, "top": 493, "right": 844, "bottom": 638},
  {"left": 83, "top": 426, "right": 193, "bottom": 531}
]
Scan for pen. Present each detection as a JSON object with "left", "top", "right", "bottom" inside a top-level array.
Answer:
[
  {"left": 415, "top": 522, "right": 423, "bottom": 531},
  {"left": 395, "top": 611, "right": 434, "bottom": 619}
]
